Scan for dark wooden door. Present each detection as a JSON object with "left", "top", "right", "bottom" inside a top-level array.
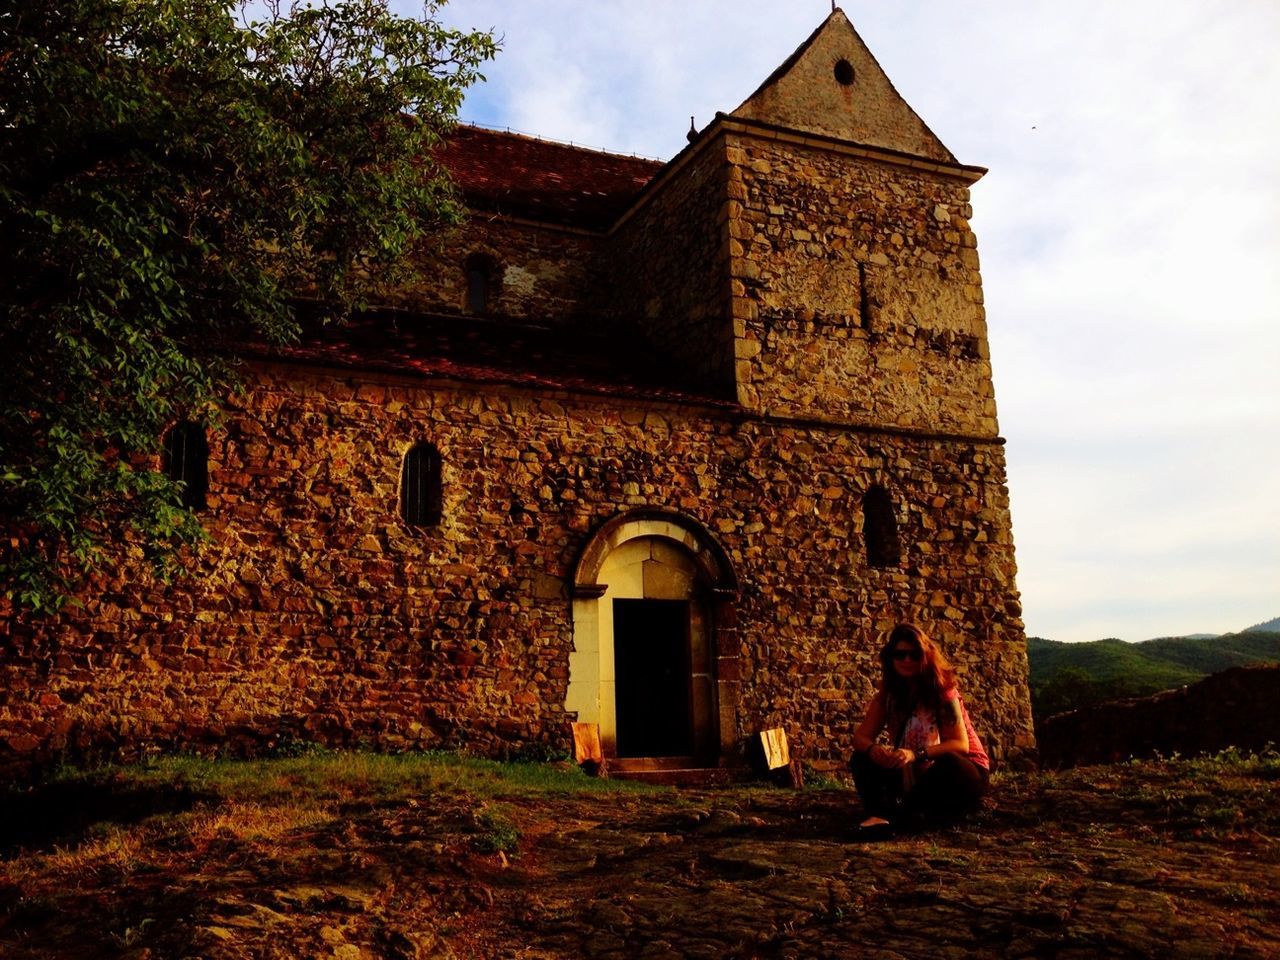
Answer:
[{"left": 613, "top": 599, "right": 693, "bottom": 758}]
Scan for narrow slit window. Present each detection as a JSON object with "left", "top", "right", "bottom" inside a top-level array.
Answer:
[
  {"left": 163, "top": 421, "right": 209, "bottom": 510},
  {"left": 862, "top": 484, "right": 901, "bottom": 568},
  {"left": 466, "top": 264, "right": 488, "bottom": 314},
  {"left": 401, "top": 442, "right": 442, "bottom": 526},
  {"left": 858, "top": 261, "right": 871, "bottom": 330},
  {"left": 464, "top": 254, "right": 497, "bottom": 315}
]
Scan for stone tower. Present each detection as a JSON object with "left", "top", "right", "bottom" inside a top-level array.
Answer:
[{"left": 599, "top": 9, "right": 1033, "bottom": 764}]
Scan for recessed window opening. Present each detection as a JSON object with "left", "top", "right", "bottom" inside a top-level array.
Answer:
[
  {"left": 464, "top": 254, "right": 496, "bottom": 315},
  {"left": 863, "top": 484, "right": 901, "bottom": 568},
  {"left": 834, "top": 58, "right": 856, "bottom": 86},
  {"left": 163, "top": 421, "right": 208, "bottom": 510},
  {"left": 466, "top": 265, "right": 487, "bottom": 314},
  {"left": 401, "top": 442, "right": 442, "bottom": 526},
  {"left": 858, "top": 261, "right": 871, "bottom": 330}
]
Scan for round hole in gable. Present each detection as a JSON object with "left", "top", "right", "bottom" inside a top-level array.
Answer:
[{"left": 834, "top": 59, "right": 855, "bottom": 86}]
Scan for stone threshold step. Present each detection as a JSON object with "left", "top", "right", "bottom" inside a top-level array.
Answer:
[{"left": 607, "top": 766, "right": 757, "bottom": 787}]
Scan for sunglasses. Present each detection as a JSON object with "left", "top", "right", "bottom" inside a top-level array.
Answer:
[{"left": 892, "top": 648, "right": 922, "bottom": 662}]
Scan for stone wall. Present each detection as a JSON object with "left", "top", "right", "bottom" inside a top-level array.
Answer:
[
  {"left": 726, "top": 133, "right": 996, "bottom": 436},
  {"left": 391, "top": 217, "right": 606, "bottom": 325},
  {"left": 607, "top": 141, "right": 737, "bottom": 396},
  {"left": 0, "top": 363, "right": 1032, "bottom": 775},
  {"left": 1038, "top": 665, "right": 1280, "bottom": 768},
  {"left": 731, "top": 10, "right": 954, "bottom": 163}
]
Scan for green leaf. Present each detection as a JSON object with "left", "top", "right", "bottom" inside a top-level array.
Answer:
[{"left": 1, "top": 0, "right": 495, "bottom": 611}]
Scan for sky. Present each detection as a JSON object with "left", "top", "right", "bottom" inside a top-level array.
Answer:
[{"left": 419, "top": 0, "right": 1279, "bottom": 643}]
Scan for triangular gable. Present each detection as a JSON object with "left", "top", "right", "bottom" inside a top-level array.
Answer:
[{"left": 731, "top": 9, "right": 956, "bottom": 164}]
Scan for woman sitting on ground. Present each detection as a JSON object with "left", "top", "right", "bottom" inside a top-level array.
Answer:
[{"left": 849, "top": 623, "right": 990, "bottom": 836}]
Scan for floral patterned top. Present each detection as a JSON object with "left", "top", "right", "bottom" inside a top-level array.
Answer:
[{"left": 895, "top": 687, "right": 990, "bottom": 771}]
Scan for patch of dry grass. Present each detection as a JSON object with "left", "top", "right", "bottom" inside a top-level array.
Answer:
[
  {"left": 189, "top": 799, "right": 335, "bottom": 843},
  {"left": 2, "top": 800, "right": 332, "bottom": 890},
  {"left": 24, "top": 827, "right": 146, "bottom": 882},
  {"left": 0, "top": 749, "right": 655, "bottom": 889}
]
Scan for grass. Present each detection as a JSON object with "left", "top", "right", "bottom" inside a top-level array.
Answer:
[
  {"left": 43, "top": 747, "right": 661, "bottom": 805},
  {"left": 985, "top": 745, "right": 1280, "bottom": 842},
  {"left": 0, "top": 752, "right": 660, "bottom": 865},
  {"left": 472, "top": 806, "right": 521, "bottom": 854},
  {"left": 0, "top": 747, "right": 666, "bottom": 897},
  {"left": 10, "top": 745, "right": 1277, "bottom": 862},
  {"left": 1178, "top": 743, "right": 1280, "bottom": 778},
  {"left": 10, "top": 745, "right": 1276, "bottom": 864}
]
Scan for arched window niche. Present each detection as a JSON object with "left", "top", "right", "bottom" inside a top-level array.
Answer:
[
  {"left": 567, "top": 508, "right": 740, "bottom": 770},
  {"left": 400, "top": 442, "right": 442, "bottom": 527},
  {"left": 163, "top": 420, "right": 208, "bottom": 510},
  {"left": 862, "top": 483, "right": 902, "bottom": 569},
  {"left": 463, "top": 253, "right": 498, "bottom": 315}
]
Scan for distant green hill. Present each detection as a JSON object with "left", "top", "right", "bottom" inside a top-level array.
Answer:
[
  {"left": 1244, "top": 616, "right": 1280, "bottom": 634},
  {"left": 1027, "top": 630, "right": 1280, "bottom": 726},
  {"left": 1138, "top": 632, "right": 1280, "bottom": 674},
  {"left": 1026, "top": 637, "right": 1199, "bottom": 687}
]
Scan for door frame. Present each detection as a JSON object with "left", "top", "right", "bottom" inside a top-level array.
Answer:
[{"left": 565, "top": 508, "right": 740, "bottom": 766}]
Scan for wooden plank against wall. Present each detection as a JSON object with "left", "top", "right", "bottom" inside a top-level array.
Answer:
[
  {"left": 759, "top": 727, "right": 790, "bottom": 770},
  {"left": 572, "top": 722, "right": 603, "bottom": 765}
]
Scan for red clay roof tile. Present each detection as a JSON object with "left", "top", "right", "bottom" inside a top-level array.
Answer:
[
  {"left": 438, "top": 125, "right": 664, "bottom": 230},
  {"left": 247, "top": 310, "right": 735, "bottom": 408}
]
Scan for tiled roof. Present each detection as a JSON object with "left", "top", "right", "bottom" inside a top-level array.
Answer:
[
  {"left": 438, "top": 125, "right": 664, "bottom": 231},
  {"left": 247, "top": 309, "right": 734, "bottom": 408}
]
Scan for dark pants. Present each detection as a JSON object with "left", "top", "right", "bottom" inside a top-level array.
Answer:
[{"left": 849, "top": 751, "right": 989, "bottom": 825}]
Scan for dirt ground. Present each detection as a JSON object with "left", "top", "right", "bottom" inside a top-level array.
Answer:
[{"left": 2, "top": 754, "right": 1277, "bottom": 959}]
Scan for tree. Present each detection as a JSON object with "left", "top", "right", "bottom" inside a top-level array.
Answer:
[
  {"left": 0, "top": 0, "right": 496, "bottom": 610},
  {"left": 1030, "top": 667, "right": 1098, "bottom": 725}
]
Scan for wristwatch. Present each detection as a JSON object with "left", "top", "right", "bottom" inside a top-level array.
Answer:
[{"left": 915, "top": 748, "right": 929, "bottom": 764}]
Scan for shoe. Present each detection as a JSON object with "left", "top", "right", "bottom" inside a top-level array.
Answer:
[{"left": 851, "top": 820, "right": 895, "bottom": 842}]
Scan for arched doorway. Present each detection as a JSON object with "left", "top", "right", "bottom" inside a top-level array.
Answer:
[{"left": 566, "top": 509, "right": 740, "bottom": 768}]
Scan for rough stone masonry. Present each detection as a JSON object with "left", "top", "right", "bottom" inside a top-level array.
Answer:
[{"left": 0, "top": 9, "right": 1036, "bottom": 775}]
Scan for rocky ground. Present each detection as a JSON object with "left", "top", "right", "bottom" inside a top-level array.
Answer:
[{"left": 1, "top": 752, "right": 1277, "bottom": 959}]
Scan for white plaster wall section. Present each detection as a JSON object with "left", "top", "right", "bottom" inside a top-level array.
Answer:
[
  {"left": 501, "top": 260, "right": 563, "bottom": 301},
  {"left": 564, "top": 598, "right": 600, "bottom": 724}
]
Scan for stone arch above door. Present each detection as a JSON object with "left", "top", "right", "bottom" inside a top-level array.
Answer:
[
  {"left": 565, "top": 509, "right": 741, "bottom": 765},
  {"left": 570, "top": 508, "right": 738, "bottom": 600}
]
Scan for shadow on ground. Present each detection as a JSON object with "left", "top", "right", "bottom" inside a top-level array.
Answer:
[{"left": 0, "top": 779, "right": 209, "bottom": 855}]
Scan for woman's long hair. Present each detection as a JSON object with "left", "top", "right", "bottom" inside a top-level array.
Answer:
[{"left": 879, "top": 623, "right": 958, "bottom": 730}]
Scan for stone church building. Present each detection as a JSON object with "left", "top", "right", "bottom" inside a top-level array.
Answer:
[{"left": 1, "top": 11, "right": 1035, "bottom": 775}]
